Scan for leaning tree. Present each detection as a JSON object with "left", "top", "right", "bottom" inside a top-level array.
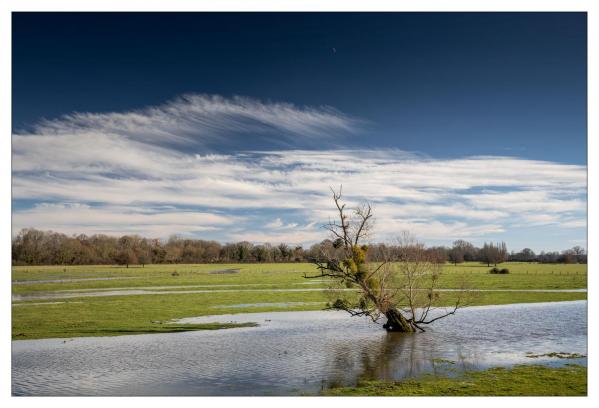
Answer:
[{"left": 305, "top": 187, "right": 473, "bottom": 332}]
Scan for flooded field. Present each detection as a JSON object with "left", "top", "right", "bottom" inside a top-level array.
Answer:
[
  {"left": 12, "top": 286, "right": 586, "bottom": 302},
  {"left": 12, "top": 300, "right": 586, "bottom": 396}
]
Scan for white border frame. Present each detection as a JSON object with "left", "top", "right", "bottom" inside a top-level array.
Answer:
[{"left": 1, "top": 1, "right": 594, "bottom": 408}]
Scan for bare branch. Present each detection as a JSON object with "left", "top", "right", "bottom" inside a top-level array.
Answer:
[{"left": 306, "top": 188, "right": 470, "bottom": 333}]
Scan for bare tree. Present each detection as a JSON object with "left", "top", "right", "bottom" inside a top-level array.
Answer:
[
  {"left": 305, "top": 187, "right": 473, "bottom": 332},
  {"left": 480, "top": 242, "right": 508, "bottom": 266}
]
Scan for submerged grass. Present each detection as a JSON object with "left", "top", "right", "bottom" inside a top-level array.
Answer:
[
  {"left": 324, "top": 364, "right": 587, "bottom": 396},
  {"left": 525, "top": 352, "right": 586, "bottom": 359}
]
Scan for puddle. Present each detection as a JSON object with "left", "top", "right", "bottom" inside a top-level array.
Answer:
[
  {"left": 12, "top": 277, "right": 143, "bottom": 285},
  {"left": 12, "top": 301, "right": 84, "bottom": 307},
  {"left": 210, "top": 302, "right": 324, "bottom": 309},
  {"left": 208, "top": 269, "right": 239, "bottom": 274}
]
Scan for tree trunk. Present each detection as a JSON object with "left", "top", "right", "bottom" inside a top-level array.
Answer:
[{"left": 383, "top": 309, "right": 415, "bottom": 332}]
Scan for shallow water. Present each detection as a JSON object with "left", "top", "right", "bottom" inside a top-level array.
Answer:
[
  {"left": 11, "top": 287, "right": 344, "bottom": 301},
  {"left": 209, "top": 301, "right": 323, "bottom": 309},
  {"left": 12, "top": 287, "right": 586, "bottom": 302},
  {"left": 12, "top": 276, "right": 143, "bottom": 285},
  {"left": 12, "top": 301, "right": 586, "bottom": 396},
  {"left": 12, "top": 301, "right": 83, "bottom": 307},
  {"left": 49, "top": 280, "right": 326, "bottom": 292}
]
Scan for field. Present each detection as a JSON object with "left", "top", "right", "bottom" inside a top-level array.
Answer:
[{"left": 12, "top": 262, "right": 587, "bottom": 340}]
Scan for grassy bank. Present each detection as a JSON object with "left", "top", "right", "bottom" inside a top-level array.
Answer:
[
  {"left": 12, "top": 262, "right": 587, "bottom": 339},
  {"left": 324, "top": 364, "right": 587, "bottom": 396}
]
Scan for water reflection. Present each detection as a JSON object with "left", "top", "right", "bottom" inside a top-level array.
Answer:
[
  {"left": 12, "top": 301, "right": 586, "bottom": 396},
  {"left": 323, "top": 328, "right": 478, "bottom": 389}
]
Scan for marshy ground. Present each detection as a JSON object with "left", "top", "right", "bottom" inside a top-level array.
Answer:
[
  {"left": 11, "top": 262, "right": 587, "bottom": 396},
  {"left": 12, "top": 262, "right": 586, "bottom": 339}
]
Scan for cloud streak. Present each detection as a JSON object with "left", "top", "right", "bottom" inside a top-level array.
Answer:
[
  {"left": 12, "top": 95, "right": 587, "bottom": 248},
  {"left": 23, "top": 94, "right": 360, "bottom": 151}
]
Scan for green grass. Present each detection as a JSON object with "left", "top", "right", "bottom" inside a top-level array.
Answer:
[
  {"left": 11, "top": 262, "right": 587, "bottom": 293},
  {"left": 12, "top": 262, "right": 587, "bottom": 340},
  {"left": 11, "top": 263, "right": 315, "bottom": 294},
  {"left": 12, "top": 322, "right": 257, "bottom": 339},
  {"left": 438, "top": 262, "right": 587, "bottom": 289},
  {"left": 323, "top": 364, "right": 587, "bottom": 396}
]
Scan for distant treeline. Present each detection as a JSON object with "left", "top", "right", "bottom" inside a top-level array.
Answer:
[{"left": 11, "top": 228, "right": 587, "bottom": 266}]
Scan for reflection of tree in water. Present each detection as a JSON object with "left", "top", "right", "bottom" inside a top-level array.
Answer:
[
  {"left": 321, "top": 332, "right": 433, "bottom": 389},
  {"left": 321, "top": 330, "right": 486, "bottom": 390},
  {"left": 358, "top": 332, "right": 438, "bottom": 381}
]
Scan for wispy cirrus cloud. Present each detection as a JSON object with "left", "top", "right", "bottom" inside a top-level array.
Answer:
[
  {"left": 20, "top": 94, "right": 360, "bottom": 152},
  {"left": 12, "top": 95, "right": 587, "bottom": 249}
]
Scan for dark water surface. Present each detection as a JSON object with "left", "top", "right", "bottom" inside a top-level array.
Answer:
[{"left": 12, "top": 301, "right": 586, "bottom": 396}]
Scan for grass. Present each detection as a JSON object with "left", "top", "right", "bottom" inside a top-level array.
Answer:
[
  {"left": 12, "top": 262, "right": 587, "bottom": 340},
  {"left": 12, "top": 322, "right": 257, "bottom": 339},
  {"left": 323, "top": 364, "right": 587, "bottom": 396},
  {"left": 11, "top": 262, "right": 587, "bottom": 292},
  {"left": 13, "top": 290, "right": 586, "bottom": 340}
]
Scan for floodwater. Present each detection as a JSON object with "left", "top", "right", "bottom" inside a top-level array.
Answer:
[
  {"left": 209, "top": 301, "right": 324, "bottom": 309},
  {"left": 11, "top": 287, "right": 348, "bottom": 302},
  {"left": 12, "top": 301, "right": 586, "bottom": 396},
  {"left": 12, "top": 276, "right": 143, "bottom": 285},
  {"left": 11, "top": 287, "right": 586, "bottom": 302}
]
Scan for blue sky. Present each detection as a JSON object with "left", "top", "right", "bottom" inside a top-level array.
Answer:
[{"left": 12, "top": 13, "right": 587, "bottom": 251}]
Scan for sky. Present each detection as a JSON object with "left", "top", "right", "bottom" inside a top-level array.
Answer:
[{"left": 11, "top": 12, "right": 587, "bottom": 252}]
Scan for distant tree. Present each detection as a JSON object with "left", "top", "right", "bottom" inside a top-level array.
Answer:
[
  {"left": 136, "top": 248, "right": 151, "bottom": 267},
  {"left": 519, "top": 248, "right": 536, "bottom": 262},
  {"left": 251, "top": 245, "right": 269, "bottom": 262},
  {"left": 458, "top": 240, "right": 477, "bottom": 261},
  {"left": 448, "top": 246, "right": 465, "bottom": 265},
  {"left": 570, "top": 246, "right": 587, "bottom": 264},
  {"left": 538, "top": 251, "right": 560, "bottom": 264},
  {"left": 10, "top": 228, "right": 583, "bottom": 266},
  {"left": 277, "top": 243, "right": 291, "bottom": 262},
  {"left": 203, "top": 241, "right": 222, "bottom": 262},
  {"left": 236, "top": 242, "right": 251, "bottom": 262},
  {"left": 427, "top": 246, "right": 448, "bottom": 264},
  {"left": 479, "top": 242, "right": 507, "bottom": 266},
  {"left": 114, "top": 248, "right": 137, "bottom": 267},
  {"left": 292, "top": 246, "right": 305, "bottom": 262},
  {"left": 560, "top": 249, "right": 577, "bottom": 264},
  {"left": 114, "top": 236, "right": 138, "bottom": 267}
]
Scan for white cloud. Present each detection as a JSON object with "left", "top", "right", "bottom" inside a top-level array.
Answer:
[
  {"left": 24, "top": 94, "right": 359, "bottom": 150},
  {"left": 12, "top": 203, "right": 235, "bottom": 238},
  {"left": 264, "top": 218, "right": 299, "bottom": 229},
  {"left": 230, "top": 223, "right": 323, "bottom": 246},
  {"left": 265, "top": 218, "right": 284, "bottom": 229},
  {"left": 12, "top": 95, "right": 587, "bottom": 244}
]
